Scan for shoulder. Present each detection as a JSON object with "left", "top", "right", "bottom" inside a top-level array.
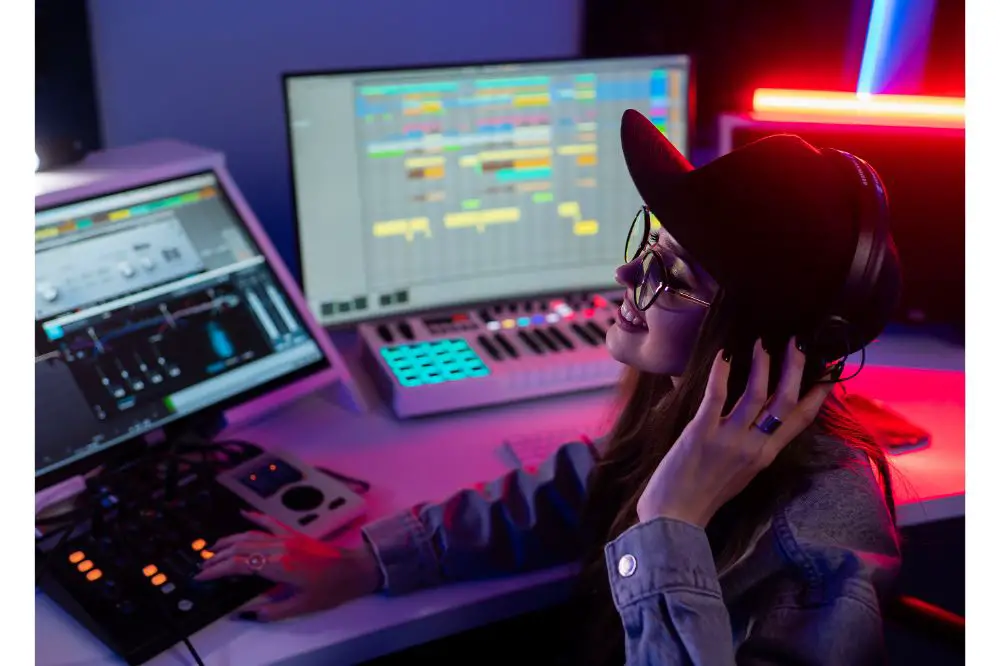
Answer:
[{"left": 768, "top": 436, "right": 900, "bottom": 606}]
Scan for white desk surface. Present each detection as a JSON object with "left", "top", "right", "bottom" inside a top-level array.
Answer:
[{"left": 36, "top": 331, "right": 965, "bottom": 666}]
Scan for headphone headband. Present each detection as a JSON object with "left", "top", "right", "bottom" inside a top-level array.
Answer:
[
  {"left": 808, "top": 149, "right": 891, "bottom": 371},
  {"left": 821, "top": 149, "right": 890, "bottom": 324}
]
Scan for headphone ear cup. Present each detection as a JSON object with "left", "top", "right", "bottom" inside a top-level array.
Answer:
[{"left": 806, "top": 316, "right": 853, "bottom": 366}]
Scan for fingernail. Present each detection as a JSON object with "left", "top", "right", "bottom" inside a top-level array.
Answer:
[{"left": 236, "top": 610, "right": 259, "bottom": 622}]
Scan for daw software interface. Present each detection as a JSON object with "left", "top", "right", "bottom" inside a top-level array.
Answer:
[
  {"left": 35, "top": 172, "right": 326, "bottom": 477},
  {"left": 285, "top": 55, "right": 691, "bottom": 326}
]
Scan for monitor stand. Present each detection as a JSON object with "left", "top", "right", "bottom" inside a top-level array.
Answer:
[{"left": 358, "top": 290, "right": 625, "bottom": 418}]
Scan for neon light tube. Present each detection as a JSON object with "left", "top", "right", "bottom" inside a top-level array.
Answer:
[{"left": 752, "top": 89, "right": 965, "bottom": 123}]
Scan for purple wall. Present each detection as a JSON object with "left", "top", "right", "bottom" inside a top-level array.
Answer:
[{"left": 89, "top": 0, "right": 582, "bottom": 278}]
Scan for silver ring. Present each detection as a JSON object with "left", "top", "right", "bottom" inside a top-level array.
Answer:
[
  {"left": 246, "top": 553, "right": 267, "bottom": 572},
  {"left": 754, "top": 412, "right": 783, "bottom": 435}
]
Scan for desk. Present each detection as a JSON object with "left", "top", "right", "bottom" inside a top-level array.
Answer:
[{"left": 35, "top": 332, "right": 965, "bottom": 666}]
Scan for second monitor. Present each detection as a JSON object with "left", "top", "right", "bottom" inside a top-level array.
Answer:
[{"left": 284, "top": 55, "right": 692, "bottom": 326}]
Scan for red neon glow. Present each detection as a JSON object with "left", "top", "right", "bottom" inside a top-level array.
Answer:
[
  {"left": 752, "top": 89, "right": 965, "bottom": 126},
  {"left": 593, "top": 295, "right": 608, "bottom": 308},
  {"left": 583, "top": 308, "right": 595, "bottom": 319}
]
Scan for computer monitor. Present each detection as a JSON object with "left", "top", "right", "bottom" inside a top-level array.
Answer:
[
  {"left": 284, "top": 55, "right": 692, "bottom": 326},
  {"left": 35, "top": 167, "right": 335, "bottom": 482}
]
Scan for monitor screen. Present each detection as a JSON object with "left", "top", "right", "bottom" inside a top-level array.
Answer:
[
  {"left": 35, "top": 172, "right": 327, "bottom": 478},
  {"left": 285, "top": 55, "right": 691, "bottom": 326}
]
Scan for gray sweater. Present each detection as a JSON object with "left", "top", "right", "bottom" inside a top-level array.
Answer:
[{"left": 361, "top": 438, "right": 900, "bottom": 665}]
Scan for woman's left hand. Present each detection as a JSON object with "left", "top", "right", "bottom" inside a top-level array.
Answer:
[{"left": 636, "top": 338, "right": 834, "bottom": 527}]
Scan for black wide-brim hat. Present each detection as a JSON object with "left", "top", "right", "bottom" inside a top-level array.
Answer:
[{"left": 619, "top": 109, "right": 900, "bottom": 353}]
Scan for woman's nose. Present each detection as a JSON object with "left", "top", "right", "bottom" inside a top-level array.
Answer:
[{"left": 615, "top": 256, "right": 643, "bottom": 288}]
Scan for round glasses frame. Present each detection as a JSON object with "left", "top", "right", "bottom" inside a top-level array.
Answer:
[{"left": 625, "top": 206, "right": 712, "bottom": 311}]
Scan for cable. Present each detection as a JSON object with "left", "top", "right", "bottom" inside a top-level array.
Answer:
[{"left": 835, "top": 344, "right": 867, "bottom": 382}]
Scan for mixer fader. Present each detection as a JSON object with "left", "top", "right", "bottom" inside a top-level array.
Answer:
[{"left": 359, "top": 292, "right": 625, "bottom": 417}]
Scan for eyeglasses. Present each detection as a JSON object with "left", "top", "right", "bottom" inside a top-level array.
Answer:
[{"left": 624, "top": 206, "right": 712, "bottom": 311}]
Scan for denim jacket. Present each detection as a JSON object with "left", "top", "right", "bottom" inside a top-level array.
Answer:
[{"left": 361, "top": 438, "right": 900, "bottom": 665}]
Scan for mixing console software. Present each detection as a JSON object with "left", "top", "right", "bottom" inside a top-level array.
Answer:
[
  {"left": 35, "top": 172, "right": 326, "bottom": 478},
  {"left": 285, "top": 55, "right": 690, "bottom": 326}
]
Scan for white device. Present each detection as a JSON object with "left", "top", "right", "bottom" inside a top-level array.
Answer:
[{"left": 216, "top": 450, "right": 366, "bottom": 538}]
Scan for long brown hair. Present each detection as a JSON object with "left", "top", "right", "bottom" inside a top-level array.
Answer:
[{"left": 570, "top": 289, "right": 896, "bottom": 666}]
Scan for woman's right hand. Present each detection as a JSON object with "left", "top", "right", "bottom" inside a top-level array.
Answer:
[{"left": 194, "top": 510, "right": 383, "bottom": 622}]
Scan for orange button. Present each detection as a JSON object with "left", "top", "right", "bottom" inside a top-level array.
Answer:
[
  {"left": 151, "top": 573, "right": 167, "bottom": 586},
  {"left": 143, "top": 564, "right": 158, "bottom": 577},
  {"left": 68, "top": 551, "right": 85, "bottom": 564},
  {"left": 86, "top": 569, "right": 103, "bottom": 582},
  {"left": 77, "top": 560, "right": 94, "bottom": 573},
  {"left": 200, "top": 550, "right": 215, "bottom": 560},
  {"left": 191, "top": 539, "right": 206, "bottom": 552}
]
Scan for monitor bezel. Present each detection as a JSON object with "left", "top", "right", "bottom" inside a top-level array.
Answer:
[
  {"left": 34, "top": 167, "right": 335, "bottom": 491},
  {"left": 281, "top": 53, "right": 694, "bottom": 329}
]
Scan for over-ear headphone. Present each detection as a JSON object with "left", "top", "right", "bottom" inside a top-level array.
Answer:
[{"left": 809, "top": 148, "right": 892, "bottom": 376}]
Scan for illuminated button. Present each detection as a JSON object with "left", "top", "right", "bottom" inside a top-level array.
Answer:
[
  {"left": 68, "top": 551, "right": 85, "bottom": 564},
  {"left": 486, "top": 321, "right": 501, "bottom": 331},
  {"left": 269, "top": 464, "right": 277, "bottom": 471},
  {"left": 501, "top": 319, "right": 516, "bottom": 329},
  {"left": 151, "top": 573, "right": 167, "bottom": 586},
  {"left": 583, "top": 308, "right": 595, "bottom": 318},
  {"left": 200, "top": 550, "right": 215, "bottom": 560},
  {"left": 516, "top": 317, "right": 531, "bottom": 327},
  {"left": 593, "top": 295, "right": 608, "bottom": 308},
  {"left": 142, "top": 564, "right": 158, "bottom": 577},
  {"left": 178, "top": 599, "right": 194, "bottom": 612},
  {"left": 191, "top": 539, "right": 206, "bottom": 552},
  {"left": 77, "top": 560, "right": 94, "bottom": 573},
  {"left": 545, "top": 313, "right": 560, "bottom": 324},
  {"left": 161, "top": 582, "right": 176, "bottom": 594},
  {"left": 86, "top": 569, "right": 103, "bottom": 582}
]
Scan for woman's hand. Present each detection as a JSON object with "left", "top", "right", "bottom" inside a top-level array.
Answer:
[
  {"left": 194, "top": 511, "right": 382, "bottom": 622},
  {"left": 636, "top": 338, "right": 833, "bottom": 527}
]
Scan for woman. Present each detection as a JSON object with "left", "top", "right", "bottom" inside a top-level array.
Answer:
[{"left": 197, "top": 110, "right": 902, "bottom": 665}]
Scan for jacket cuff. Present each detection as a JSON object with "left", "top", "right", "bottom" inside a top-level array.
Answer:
[
  {"left": 604, "top": 517, "right": 722, "bottom": 610},
  {"left": 361, "top": 508, "right": 442, "bottom": 595}
]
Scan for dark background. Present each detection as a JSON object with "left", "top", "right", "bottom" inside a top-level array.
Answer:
[{"left": 37, "top": 0, "right": 964, "bottom": 279}]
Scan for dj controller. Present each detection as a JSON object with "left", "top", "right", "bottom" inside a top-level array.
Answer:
[
  {"left": 35, "top": 438, "right": 366, "bottom": 665},
  {"left": 359, "top": 291, "right": 626, "bottom": 417}
]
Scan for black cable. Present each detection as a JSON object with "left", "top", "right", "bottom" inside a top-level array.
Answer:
[
  {"left": 817, "top": 322, "right": 868, "bottom": 385},
  {"left": 835, "top": 344, "right": 867, "bottom": 382}
]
